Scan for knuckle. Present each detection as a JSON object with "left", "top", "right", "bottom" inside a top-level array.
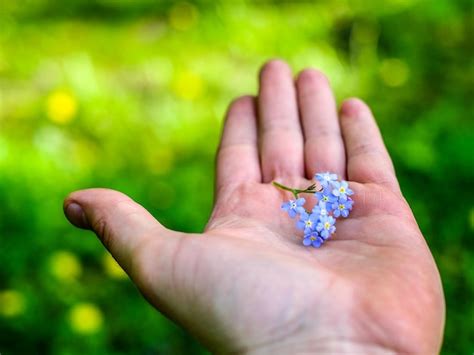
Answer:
[
  {"left": 350, "top": 142, "right": 377, "bottom": 157},
  {"left": 305, "top": 128, "right": 341, "bottom": 142},
  {"left": 266, "top": 164, "right": 297, "bottom": 182},
  {"left": 91, "top": 199, "right": 138, "bottom": 251},
  {"left": 263, "top": 119, "right": 299, "bottom": 133},
  {"left": 92, "top": 215, "right": 114, "bottom": 251}
]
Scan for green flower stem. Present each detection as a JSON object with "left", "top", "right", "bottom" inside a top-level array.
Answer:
[{"left": 272, "top": 181, "right": 321, "bottom": 199}]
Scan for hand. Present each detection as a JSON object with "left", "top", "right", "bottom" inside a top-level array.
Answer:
[{"left": 64, "top": 60, "right": 444, "bottom": 353}]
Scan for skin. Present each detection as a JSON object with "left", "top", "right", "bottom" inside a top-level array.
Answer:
[{"left": 64, "top": 60, "right": 445, "bottom": 354}]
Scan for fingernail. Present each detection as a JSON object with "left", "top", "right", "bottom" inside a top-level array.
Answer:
[{"left": 65, "top": 202, "right": 90, "bottom": 229}]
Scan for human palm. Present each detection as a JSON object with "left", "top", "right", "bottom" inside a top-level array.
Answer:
[{"left": 65, "top": 61, "right": 444, "bottom": 353}]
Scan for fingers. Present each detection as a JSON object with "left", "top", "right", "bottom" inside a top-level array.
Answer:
[
  {"left": 258, "top": 60, "right": 304, "bottom": 182},
  {"left": 63, "top": 188, "right": 175, "bottom": 276},
  {"left": 296, "top": 69, "right": 346, "bottom": 179},
  {"left": 216, "top": 96, "right": 261, "bottom": 193},
  {"left": 339, "top": 98, "right": 400, "bottom": 192}
]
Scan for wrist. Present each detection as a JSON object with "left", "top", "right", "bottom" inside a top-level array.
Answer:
[{"left": 245, "top": 339, "right": 397, "bottom": 355}]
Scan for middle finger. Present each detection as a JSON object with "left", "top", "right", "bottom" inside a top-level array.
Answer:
[{"left": 258, "top": 60, "right": 304, "bottom": 183}]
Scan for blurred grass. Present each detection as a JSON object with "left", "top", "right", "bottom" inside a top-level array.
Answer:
[{"left": 0, "top": 0, "right": 473, "bottom": 354}]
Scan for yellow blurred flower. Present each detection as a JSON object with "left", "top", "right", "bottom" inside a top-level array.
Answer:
[
  {"left": 169, "top": 2, "right": 199, "bottom": 31},
  {"left": 68, "top": 303, "right": 104, "bottom": 334},
  {"left": 102, "top": 253, "right": 128, "bottom": 280},
  {"left": 46, "top": 90, "right": 78, "bottom": 124},
  {"left": 379, "top": 58, "right": 410, "bottom": 87},
  {"left": 147, "top": 147, "right": 174, "bottom": 175},
  {"left": 0, "top": 290, "right": 26, "bottom": 317},
  {"left": 352, "top": 21, "right": 379, "bottom": 45},
  {"left": 172, "top": 70, "right": 204, "bottom": 100},
  {"left": 49, "top": 251, "right": 82, "bottom": 282}
]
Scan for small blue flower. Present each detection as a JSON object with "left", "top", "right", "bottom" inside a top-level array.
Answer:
[
  {"left": 312, "top": 201, "right": 329, "bottom": 217},
  {"left": 275, "top": 173, "right": 356, "bottom": 249},
  {"left": 315, "top": 187, "right": 337, "bottom": 209},
  {"left": 303, "top": 231, "right": 325, "bottom": 248},
  {"left": 332, "top": 198, "right": 354, "bottom": 218},
  {"left": 315, "top": 172, "right": 338, "bottom": 189},
  {"left": 281, "top": 198, "right": 306, "bottom": 218},
  {"left": 296, "top": 212, "right": 319, "bottom": 234},
  {"left": 316, "top": 215, "right": 336, "bottom": 240},
  {"left": 331, "top": 180, "right": 354, "bottom": 201}
]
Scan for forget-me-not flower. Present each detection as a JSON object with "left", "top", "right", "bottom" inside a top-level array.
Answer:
[
  {"left": 303, "top": 231, "right": 325, "bottom": 248},
  {"left": 275, "top": 172, "right": 355, "bottom": 249},
  {"left": 332, "top": 198, "right": 354, "bottom": 218},
  {"left": 331, "top": 180, "right": 354, "bottom": 201},
  {"left": 281, "top": 198, "right": 306, "bottom": 218},
  {"left": 296, "top": 212, "right": 319, "bottom": 234},
  {"left": 316, "top": 215, "right": 336, "bottom": 239},
  {"left": 312, "top": 201, "right": 329, "bottom": 218},
  {"left": 315, "top": 172, "right": 338, "bottom": 189},
  {"left": 315, "top": 187, "right": 337, "bottom": 209}
]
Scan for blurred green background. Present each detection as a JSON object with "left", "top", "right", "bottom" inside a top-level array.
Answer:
[{"left": 0, "top": 0, "right": 472, "bottom": 353}]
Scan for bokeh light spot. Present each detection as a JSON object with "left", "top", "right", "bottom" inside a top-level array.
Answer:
[
  {"left": 68, "top": 303, "right": 104, "bottom": 334},
  {"left": 103, "top": 253, "right": 127, "bottom": 280},
  {"left": 172, "top": 70, "right": 204, "bottom": 100},
  {"left": 169, "top": 2, "right": 199, "bottom": 31},
  {"left": 379, "top": 58, "right": 410, "bottom": 87},
  {"left": 352, "top": 21, "right": 379, "bottom": 44},
  {"left": 49, "top": 251, "right": 82, "bottom": 282},
  {"left": 46, "top": 90, "right": 78, "bottom": 124},
  {"left": 0, "top": 290, "right": 26, "bottom": 317},
  {"left": 398, "top": 139, "right": 434, "bottom": 171},
  {"left": 147, "top": 148, "right": 174, "bottom": 175}
]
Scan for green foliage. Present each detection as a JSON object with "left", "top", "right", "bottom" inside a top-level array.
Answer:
[{"left": 0, "top": 0, "right": 472, "bottom": 353}]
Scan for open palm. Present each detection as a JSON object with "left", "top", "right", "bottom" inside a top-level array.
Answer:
[{"left": 65, "top": 61, "right": 444, "bottom": 353}]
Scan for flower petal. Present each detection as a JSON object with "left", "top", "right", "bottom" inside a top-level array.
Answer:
[{"left": 312, "top": 238, "right": 323, "bottom": 248}]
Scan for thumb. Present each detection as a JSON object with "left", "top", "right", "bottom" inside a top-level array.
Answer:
[
  {"left": 63, "top": 188, "right": 177, "bottom": 280},
  {"left": 64, "top": 188, "right": 211, "bottom": 340}
]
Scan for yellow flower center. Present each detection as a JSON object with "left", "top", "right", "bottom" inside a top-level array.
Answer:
[
  {"left": 310, "top": 236, "right": 316, "bottom": 241},
  {"left": 339, "top": 204, "right": 345, "bottom": 210},
  {"left": 324, "top": 222, "right": 331, "bottom": 229},
  {"left": 305, "top": 220, "right": 312, "bottom": 227},
  {"left": 339, "top": 187, "right": 346, "bottom": 193}
]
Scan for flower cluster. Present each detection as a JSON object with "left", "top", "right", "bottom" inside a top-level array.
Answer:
[{"left": 276, "top": 172, "right": 354, "bottom": 248}]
